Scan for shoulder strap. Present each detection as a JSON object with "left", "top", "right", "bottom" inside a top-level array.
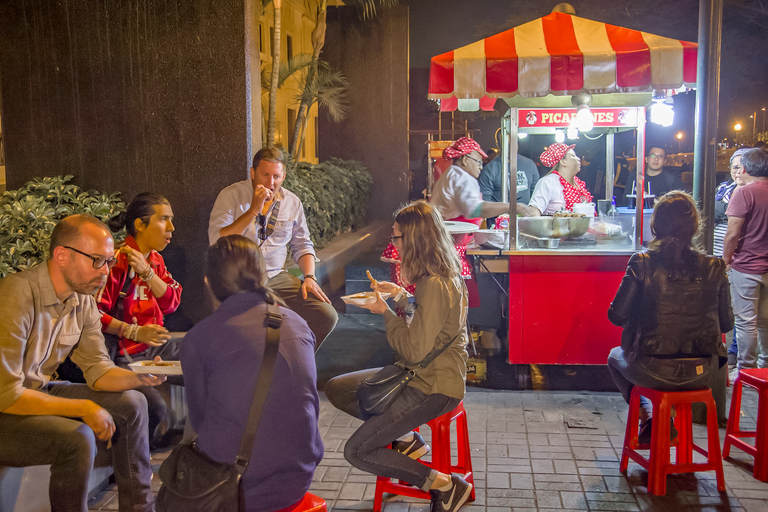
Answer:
[
  {"left": 412, "top": 329, "right": 462, "bottom": 373},
  {"left": 234, "top": 301, "right": 283, "bottom": 472}
]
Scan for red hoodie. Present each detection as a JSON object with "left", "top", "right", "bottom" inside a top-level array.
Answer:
[{"left": 96, "top": 235, "right": 182, "bottom": 355}]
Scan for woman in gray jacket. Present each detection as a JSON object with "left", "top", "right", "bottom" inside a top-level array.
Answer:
[
  {"left": 607, "top": 191, "right": 734, "bottom": 443},
  {"left": 325, "top": 202, "right": 472, "bottom": 512}
]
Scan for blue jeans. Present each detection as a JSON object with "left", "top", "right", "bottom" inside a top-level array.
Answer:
[
  {"left": 0, "top": 383, "right": 154, "bottom": 512},
  {"left": 325, "top": 368, "right": 460, "bottom": 491}
]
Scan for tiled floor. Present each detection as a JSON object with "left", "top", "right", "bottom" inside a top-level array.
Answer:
[{"left": 88, "top": 385, "right": 768, "bottom": 511}]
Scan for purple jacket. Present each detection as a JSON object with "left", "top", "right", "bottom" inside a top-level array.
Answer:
[{"left": 181, "top": 292, "right": 323, "bottom": 511}]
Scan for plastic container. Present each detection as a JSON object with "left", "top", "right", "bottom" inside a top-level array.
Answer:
[{"left": 616, "top": 207, "right": 654, "bottom": 243}]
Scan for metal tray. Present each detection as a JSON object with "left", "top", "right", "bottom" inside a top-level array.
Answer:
[{"left": 517, "top": 216, "right": 590, "bottom": 239}]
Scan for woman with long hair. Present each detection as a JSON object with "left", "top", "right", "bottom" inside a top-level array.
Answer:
[
  {"left": 607, "top": 191, "right": 733, "bottom": 443},
  {"left": 97, "top": 192, "right": 183, "bottom": 442},
  {"left": 325, "top": 202, "right": 473, "bottom": 512},
  {"left": 181, "top": 235, "right": 323, "bottom": 511}
]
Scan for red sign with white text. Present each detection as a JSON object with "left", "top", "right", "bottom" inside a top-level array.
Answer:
[{"left": 519, "top": 108, "right": 638, "bottom": 128}]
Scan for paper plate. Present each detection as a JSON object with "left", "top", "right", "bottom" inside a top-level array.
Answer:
[
  {"left": 128, "top": 360, "right": 183, "bottom": 375},
  {"left": 341, "top": 291, "right": 391, "bottom": 306}
]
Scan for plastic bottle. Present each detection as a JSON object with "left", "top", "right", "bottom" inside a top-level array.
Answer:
[{"left": 608, "top": 196, "right": 618, "bottom": 217}]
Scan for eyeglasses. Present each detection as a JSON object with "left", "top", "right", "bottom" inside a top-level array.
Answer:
[
  {"left": 465, "top": 155, "right": 483, "bottom": 166},
  {"left": 730, "top": 165, "right": 743, "bottom": 171},
  {"left": 64, "top": 246, "right": 117, "bottom": 269},
  {"left": 648, "top": 153, "right": 665, "bottom": 159},
  {"left": 390, "top": 235, "right": 403, "bottom": 244}
]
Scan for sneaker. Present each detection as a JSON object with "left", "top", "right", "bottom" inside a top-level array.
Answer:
[
  {"left": 727, "top": 352, "right": 738, "bottom": 368},
  {"left": 392, "top": 431, "right": 430, "bottom": 460},
  {"left": 430, "top": 473, "right": 473, "bottom": 512},
  {"left": 637, "top": 418, "right": 678, "bottom": 445}
]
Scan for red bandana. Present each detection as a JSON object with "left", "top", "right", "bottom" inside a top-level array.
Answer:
[
  {"left": 554, "top": 171, "right": 593, "bottom": 211},
  {"left": 442, "top": 137, "right": 488, "bottom": 161}
]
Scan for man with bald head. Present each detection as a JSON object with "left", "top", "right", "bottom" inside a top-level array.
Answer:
[{"left": 0, "top": 214, "right": 165, "bottom": 512}]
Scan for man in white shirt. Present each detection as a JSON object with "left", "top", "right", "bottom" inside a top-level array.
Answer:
[{"left": 208, "top": 147, "right": 338, "bottom": 350}]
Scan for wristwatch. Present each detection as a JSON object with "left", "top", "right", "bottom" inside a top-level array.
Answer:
[{"left": 304, "top": 274, "right": 317, "bottom": 282}]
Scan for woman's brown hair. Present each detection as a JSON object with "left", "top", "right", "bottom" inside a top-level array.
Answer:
[
  {"left": 395, "top": 202, "right": 461, "bottom": 284},
  {"left": 649, "top": 190, "right": 702, "bottom": 275}
]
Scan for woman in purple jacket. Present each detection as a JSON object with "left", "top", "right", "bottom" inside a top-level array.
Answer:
[{"left": 180, "top": 235, "right": 323, "bottom": 511}]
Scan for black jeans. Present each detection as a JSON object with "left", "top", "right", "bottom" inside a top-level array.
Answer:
[
  {"left": 325, "top": 368, "right": 460, "bottom": 491},
  {"left": 0, "top": 383, "right": 153, "bottom": 512}
]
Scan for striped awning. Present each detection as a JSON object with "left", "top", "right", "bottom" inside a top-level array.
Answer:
[{"left": 429, "top": 12, "right": 697, "bottom": 111}]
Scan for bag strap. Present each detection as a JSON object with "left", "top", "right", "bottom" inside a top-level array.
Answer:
[
  {"left": 233, "top": 300, "right": 283, "bottom": 472},
  {"left": 411, "top": 329, "right": 463, "bottom": 374}
]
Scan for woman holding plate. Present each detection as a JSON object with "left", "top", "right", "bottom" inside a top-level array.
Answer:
[{"left": 326, "top": 202, "right": 473, "bottom": 512}]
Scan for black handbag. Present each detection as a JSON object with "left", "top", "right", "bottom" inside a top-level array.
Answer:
[
  {"left": 156, "top": 302, "right": 283, "bottom": 512},
  {"left": 357, "top": 331, "right": 461, "bottom": 419}
]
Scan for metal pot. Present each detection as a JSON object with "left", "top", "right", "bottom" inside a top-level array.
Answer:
[
  {"left": 517, "top": 216, "right": 590, "bottom": 239},
  {"left": 519, "top": 232, "right": 560, "bottom": 249}
]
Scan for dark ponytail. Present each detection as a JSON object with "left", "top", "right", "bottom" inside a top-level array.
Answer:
[
  {"left": 206, "top": 235, "right": 283, "bottom": 305},
  {"left": 109, "top": 192, "right": 170, "bottom": 236}
]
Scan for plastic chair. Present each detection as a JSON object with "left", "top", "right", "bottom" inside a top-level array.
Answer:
[
  {"left": 619, "top": 386, "right": 725, "bottom": 495},
  {"left": 373, "top": 401, "right": 474, "bottom": 512},
  {"left": 274, "top": 492, "right": 327, "bottom": 512},
  {"left": 723, "top": 368, "right": 768, "bottom": 481}
]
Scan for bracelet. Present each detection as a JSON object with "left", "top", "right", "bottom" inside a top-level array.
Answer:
[
  {"left": 139, "top": 266, "right": 155, "bottom": 282},
  {"left": 124, "top": 323, "right": 139, "bottom": 341}
]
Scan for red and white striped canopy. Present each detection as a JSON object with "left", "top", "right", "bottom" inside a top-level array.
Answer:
[{"left": 429, "top": 12, "right": 697, "bottom": 111}]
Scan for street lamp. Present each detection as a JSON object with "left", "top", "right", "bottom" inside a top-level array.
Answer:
[
  {"left": 676, "top": 132, "right": 683, "bottom": 154},
  {"left": 734, "top": 123, "right": 742, "bottom": 131}
]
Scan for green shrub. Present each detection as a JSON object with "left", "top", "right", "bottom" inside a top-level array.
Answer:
[
  {"left": 283, "top": 158, "right": 372, "bottom": 248},
  {"left": 0, "top": 175, "right": 125, "bottom": 278}
]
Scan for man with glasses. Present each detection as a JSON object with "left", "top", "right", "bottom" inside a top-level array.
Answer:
[
  {"left": 208, "top": 147, "right": 338, "bottom": 351},
  {"left": 620, "top": 146, "right": 684, "bottom": 206},
  {"left": 0, "top": 214, "right": 165, "bottom": 512}
]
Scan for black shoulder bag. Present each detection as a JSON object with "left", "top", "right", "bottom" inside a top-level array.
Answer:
[
  {"left": 156, "top": 302, "right": 283, "bottom": 512},
  {"left": 357, "top": 330, "right": 462, "bottom": 419}
]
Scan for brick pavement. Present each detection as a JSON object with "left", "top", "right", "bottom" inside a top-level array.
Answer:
[{"left": 89, "top": 386, "right": 768, "bottom": 512}]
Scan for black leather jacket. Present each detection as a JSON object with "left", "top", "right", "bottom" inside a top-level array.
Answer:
[{"left": 608, "top": 250, "right": 734, "bottom": 359}]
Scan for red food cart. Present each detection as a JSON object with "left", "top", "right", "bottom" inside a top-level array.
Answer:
[{"left": 428, "top": 11, "right": 698, "bottom": 365}]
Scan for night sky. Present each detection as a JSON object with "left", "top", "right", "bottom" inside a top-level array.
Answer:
[{"left": 403, "top": 0, "right": 768, "bottom": 149}]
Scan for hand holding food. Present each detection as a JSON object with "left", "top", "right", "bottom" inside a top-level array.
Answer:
[
  {"left": 251, "top": 184, "right": 274, "bottom": 214},
  {"left": 366, "top": 270, "right": 378, "bottom": 288},
  {"left": 119, "top": 245, "right": 151, "bottom": 275},
  {"left": 355, "top": 290, "right": 389, "bottom": 315},
  {"left": 371, "top": 279, "right": 400, "bottom": 295}
]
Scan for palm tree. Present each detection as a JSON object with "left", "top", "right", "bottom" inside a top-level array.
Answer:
[{"left": 267, "top": 0, "right": 282, "bottom": 146}]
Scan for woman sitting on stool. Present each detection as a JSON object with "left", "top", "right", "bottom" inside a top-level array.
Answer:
[
  {"left": 325, "top": 202, "right": 473, "bottom": 512},
  {"left": 607, "top": 191, "right": 734, "bottom": 443}
]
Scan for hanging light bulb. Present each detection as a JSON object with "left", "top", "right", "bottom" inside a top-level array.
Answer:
[
  {"left": 566, "top": 125, "right": 579, "bottom": 139},
  {"left": 571, "top": 93, "right": 594, "bottom": 133},
  {"left": 555, "top": 130, "right": 566, "bottom": 143},
  {"left": 649, "top": 90, "right": 675, "bottom": 127},
  {"left": 517, "top": 132, "right": 528, "bottom": 139}
]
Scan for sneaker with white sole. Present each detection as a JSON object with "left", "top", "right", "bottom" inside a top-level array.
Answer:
[
  {"left": 392, "top": 431, "right": 430, "bottom": 460},
  {"left": 430, "top": 473, "right": 473, "bottom": 512}
]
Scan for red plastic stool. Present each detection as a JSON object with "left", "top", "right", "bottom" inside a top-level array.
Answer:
[
  {"left": 373, "top": 401, "right": 475, "bottom": 512},
  {"left": 619, "top": 386, "right": 725, "bottom": 495},
  {"left": 274, "top": 492, "right": 327, "bottom": 512},
  {"left": 723, "top": 368, "right": 768, "bottom": 481}
]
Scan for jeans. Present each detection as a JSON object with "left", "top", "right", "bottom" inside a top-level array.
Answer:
[
  {"left": 730, "top": 269, "right": 768, "bottom": 368},
  {"left": 269, "top": 271, "right": 338, "bottom": 351},
  {"left": 0, "top": 383, "right": 154, "bottom": 512},
  {"left": 607, "top": 347, "right": 716, "bottom": 417},
  {"left": 115, "top": 338, "right": 184, "bottom": 442},
  {"left": 325, "top": 368, "right": 460, "bottom": 491}
]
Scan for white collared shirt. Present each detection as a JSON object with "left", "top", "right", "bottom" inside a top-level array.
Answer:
[{"left": 208, "top": 179, "right": 316, "bottom": 278}]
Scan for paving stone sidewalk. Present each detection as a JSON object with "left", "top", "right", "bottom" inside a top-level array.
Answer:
[{"left": 89, "top": 386, "right": 768, "bottom": 511}]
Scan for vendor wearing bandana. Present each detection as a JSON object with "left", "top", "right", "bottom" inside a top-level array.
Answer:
[
  {"left": 528, "top": 143, "right": 593, "bottom": 216},
  {"left": 432, "top": 137, "right": 536, "bottom": 223}
]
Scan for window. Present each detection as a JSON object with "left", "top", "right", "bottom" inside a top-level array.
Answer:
[
  {"left": 269, "top": 27, "right": 275, "bottom": 56},
  {"left": 286, "top": 35, "right": 293, "bottom": 61},
  {"left": 288, "top": 108, "right": 297, "bottom": 150},
  {"left": 258, "top": 25, "right": 263, "bottom": 54}
]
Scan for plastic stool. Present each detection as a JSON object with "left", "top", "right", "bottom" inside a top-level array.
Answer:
[
  {"left": 723, "top": 368, "right": 768, "bottom": 481},
  {"left": 274, "top": 492, "right": 327, "bottom": 512},
  {"left": 619, "top": 386, "right": 725, "bottom": 495},
  {"left": 373, "top": 401, "right": 475, "bottom": 512}
]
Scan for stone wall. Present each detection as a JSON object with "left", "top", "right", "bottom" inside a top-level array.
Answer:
[{"left": 0, "top": 0, "right": 259, "bottom": 324}]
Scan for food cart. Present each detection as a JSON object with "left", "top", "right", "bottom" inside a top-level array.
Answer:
[{"left": 428, "top": 11, "right": 698, "bottom": 365}]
